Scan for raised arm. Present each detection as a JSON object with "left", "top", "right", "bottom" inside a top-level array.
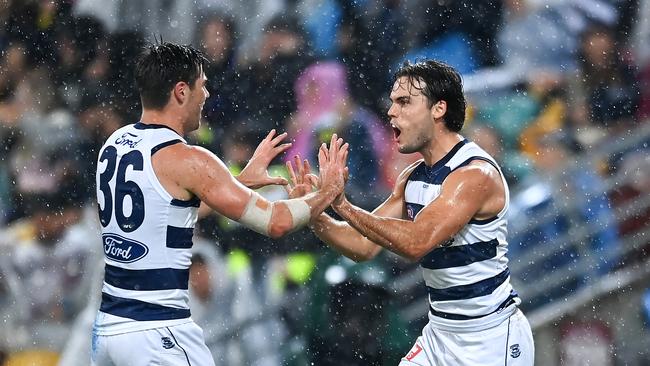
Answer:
[
  {"left": 199, "top": 129, "right": 291, "bottom": 218},
  {"left": 330, "top": 160, "right": 505, "bottom": 261},
  {"left": 153, "top": 134, "right": 348, "bottom": 239},
  {"left": 287, "top": 158, "right": 420, "bottom": 262}
]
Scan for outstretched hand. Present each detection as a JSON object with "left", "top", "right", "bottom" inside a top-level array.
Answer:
[
  {"left": 317, "top": 133, "right": 349, "bottom": 199},
  {"left": 237, "top": 129, "right": 292, "bottom": 189},
  {"left": 285, "top": 154, "right": 319, "bottom": 199}
]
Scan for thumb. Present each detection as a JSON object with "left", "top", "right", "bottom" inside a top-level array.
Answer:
[{"left": 270, "top": 176, "right": 289, "bottom": 186}]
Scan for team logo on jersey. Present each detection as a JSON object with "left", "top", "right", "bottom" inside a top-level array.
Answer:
[
  {"left": 102, "top": 233, "right": 149, "bottom": 263},
  {"left": 510, "top": 344, "right": 521, "bottom": 358},
  {"left": 161, "top": 337, "right": 175, "bottom": 349}
]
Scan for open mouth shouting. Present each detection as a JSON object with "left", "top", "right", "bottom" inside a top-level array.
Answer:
[{"left": 391, "top": 123, "right": 401, "bottom": 142}]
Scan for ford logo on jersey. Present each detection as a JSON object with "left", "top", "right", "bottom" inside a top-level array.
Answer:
[{"left": 102, "top": 233, "right": 149, "bottom": 263}]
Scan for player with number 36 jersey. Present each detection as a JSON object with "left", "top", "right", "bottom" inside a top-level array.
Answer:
[{"left": 95, "top": 122, "right": 199, "bottom": 335}]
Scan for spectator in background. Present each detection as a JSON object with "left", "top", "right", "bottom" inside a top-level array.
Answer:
[
  {"left": 415, "top": 0, "right": 502, "bottom": 68},
  {"left": 52, "top": 15, "right": 105, "bottom": 110},
  {"left": 608, "top": 147, "right": 650, "bottom": 261},
  {"left": 575, "top": 25, "right": 639, "bottom": 132},
  {"left": 286, "top": 61, "right": 392, "bottom": 208},
  {"left": 238, "top": 15, "right": 312, "bottom": 134},
  {"left": 3, "top": 0, "right": 73, "bottom": 66},
  {"left": 196, "top": 12, "right": 243, "bottom": 154},
  {"left": 6, "top": 67, "right": 79, "bottom": 221},
  {"left": 497, "top": 0, "right": 578, "bottom": 76},
  {"left": 103, "top": 30, "right": 144, "bottom": 121},
  {"left": 0, "top": 42, "right": 29, "bottom": 126},
  {"left": 335, "top": 0, "right": 411, "bottom": 115},
  {"left": 74, "top": 96, "right": 125, "bottom": 196},
  {"left": 0, "top": 176, "right": 100, "bottom": 352},
  {"left": 464, "top": 122, "right": 532, "bottom": 187},
  {"left": 509, "top": 132, "right": 619, "bottom": 306},
  {"left": 189, "top": 239, "right": 285, "bottom": 366}
]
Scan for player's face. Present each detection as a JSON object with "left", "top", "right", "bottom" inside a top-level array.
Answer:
[
  {"left": 186, "top": 67, "right": 209, "bottom": 131},
  {"left": 387, "top": 76, "right": 434, "bottom": 154}
]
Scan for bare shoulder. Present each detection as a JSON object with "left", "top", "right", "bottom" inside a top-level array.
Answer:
[
  {"left": 153, "top": 143, "right": 221, "bottom": 173},
  {"left": 446, "top": 160, "right": 500, "bottom": 186},
  {"left": 152, "top": 142, "right": 230, "bottom": 199},
  {"left": 442, "top": 159, "right": 504, "bottom": 208},
  {"left": 394, "top": 159, "right": 424, "bottom": 187},
  {"left": 465, "top": 160, "right": 502, "bottom": 183}
]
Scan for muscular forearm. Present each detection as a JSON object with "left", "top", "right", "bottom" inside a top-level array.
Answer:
[
  {"left": 267, "top": 187, "right": 338, "bottom": 238},
  {"left": 334, "top": 200, "right": 433, "bottom": 261},
  {"left": 310, "top": 213, "right": 382, "bottom": 262}
]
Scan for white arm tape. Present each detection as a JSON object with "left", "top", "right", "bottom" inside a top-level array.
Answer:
[
  {"left": 238, "top": 193, "right": 272, "bottom": 236},
  {"left": 239, "top": 194, "right": 313, "bottom": 236},
  {"left": 285, "top": 199, "right": 311, "bottom": 229}
]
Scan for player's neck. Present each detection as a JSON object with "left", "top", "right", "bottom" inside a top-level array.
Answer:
[
  {"left": 140, "top": 108, "right": 185, "bottom": 135},
  {"left": 421, "top": 132, "right": 464, "bottom": 166}
]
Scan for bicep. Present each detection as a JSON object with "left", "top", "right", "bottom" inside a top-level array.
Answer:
[
  {"left": 412, "top": 168, "right": 493, "bottom": 244},
  {"left": 178, "top": 147, "right": 254, "bottom": 220}
]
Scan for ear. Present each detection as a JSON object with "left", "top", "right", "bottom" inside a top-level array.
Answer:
[
  {"left": 172, "top": 81, "right": 189, "bottom": 104},
  {"left": 431, "top": 100, "right": 447, "bottom": 120}
]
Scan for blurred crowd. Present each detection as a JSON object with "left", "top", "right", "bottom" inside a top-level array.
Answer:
[{"left": 0, "top": 0, "right": 648, "bottom": 365}]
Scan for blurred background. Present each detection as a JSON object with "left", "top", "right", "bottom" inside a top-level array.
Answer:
[{"left": 0, "top": 0, "right": 648, "bottom": 365}]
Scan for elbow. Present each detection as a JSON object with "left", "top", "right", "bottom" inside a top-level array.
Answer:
[
  {"left": 404, "top": 252, "right": 424, "bottom": 263},
  {"left": 267, "top": 224, "right": 288, "bottom": 239},
  {"left": 358, "top": 246, "right": 382, "bottom": 262},
  {"left": 402, "top": 240, "right": 438, "bottom": 263},
  {"left": 347, "top": 245, "right": 382, "bottom": 263},
  {"left": 403, "top": 230, "right": 450, "bottom": 262},
  {"left": 267, "top": 219, "right": 293, "bottom": 239},
  {"left": 352, "top": 253, "right": 375, "bottom": 263}
]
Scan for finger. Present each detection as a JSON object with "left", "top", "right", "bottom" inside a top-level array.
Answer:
[
  {"left": 339, "top": 143, "right": 349, "bottom": 164},
  {"left": 296, "top": 155, "right": 305, "bottom": 179},
  {"left": 265, "top": 129, "right": 276, "bottom": 141},
  {"left": 270, "top": 131, "right": 288, "bottom": 146},
  {"left": 293, "top": 155, "right": 303, "bottom": 184},
  {"left": 329, "top": 133, "right": 338, "bottom": 158},
  {"left": 286, "top": 161, "right": 298, "bottom": 185},
  {"left": 273, "top": 142, "right": 292, "bottom": 155},
  {"left": 334, "top": 138, "right": 344, "bottom": 162},
  {"left": 303, "top": 159, "right": 312, "bottom": 175},
  {"left": 318, "top": 144, "right": 327, "bottom": 168},
  {"left": 320, "top": 143, "right": 328, "bottom": 161}
]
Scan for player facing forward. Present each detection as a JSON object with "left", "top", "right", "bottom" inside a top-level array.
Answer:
[
  {"left": 91, "top": 42, "right": 349, "bottom": 366},
  {"left": 288, "top": 60, "right": 534, "bottom": 365}
]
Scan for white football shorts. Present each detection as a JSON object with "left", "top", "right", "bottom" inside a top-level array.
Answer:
[
  {"left": 91, "top": 321, "right": 215, "bottom": 366},
  {"left": 399, "top": 309, "right": 534, "bottom": 366}
]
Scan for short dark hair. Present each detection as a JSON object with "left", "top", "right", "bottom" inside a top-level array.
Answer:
[
  {"left": 394, "top": 60, "right": 466, "bottom": 132},
  {"left": 134, "top": 42, "right": 207, "bottom": 110}
]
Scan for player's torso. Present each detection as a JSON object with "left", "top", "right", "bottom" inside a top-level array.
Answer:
[
  {"left": 94, "top": 122, "right": 199, "bottom": 335},
  {"left": 404, "top": 139, "right": 519, "bottom": 332}
]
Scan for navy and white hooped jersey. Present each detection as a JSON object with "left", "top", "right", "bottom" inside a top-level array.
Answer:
[
  {"left": 405, "top": 139, "right": 520, "bottom": 332},
  {"left": 94, "top": 122, "right": 199, "bottom": 335}
]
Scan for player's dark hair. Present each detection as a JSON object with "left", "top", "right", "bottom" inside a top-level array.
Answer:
[
  {"left": 394, "top": 60, "right": 466, "bottom": 132},
  {"left": 135, "top": 42, "right": 207, "bottom": 110}
]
